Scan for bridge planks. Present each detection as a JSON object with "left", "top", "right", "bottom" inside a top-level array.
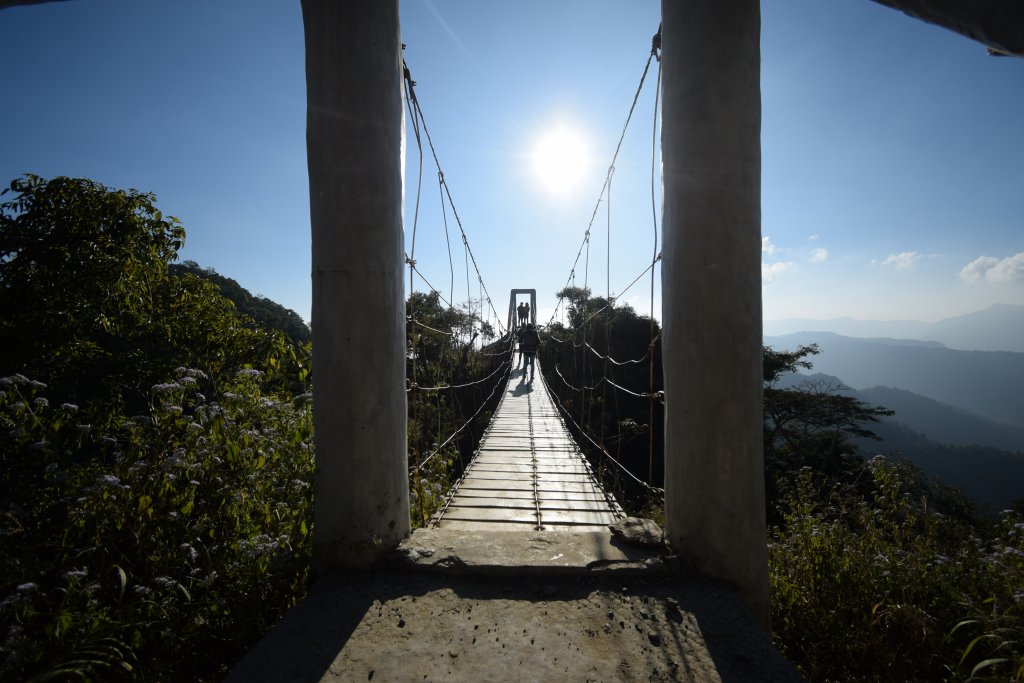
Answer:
[{"left": 434, "top": 360, "right": 623, "bottom": 532}]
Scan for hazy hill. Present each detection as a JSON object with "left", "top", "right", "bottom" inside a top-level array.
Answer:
[
  {"left": 765, "top": 332, "right": 1024, "bottom": 429},
  {"left": 921, "top": 303, "right": 1024, "bottom": 352},
  {"left": 857, "top": 422, "right": 1024, "bottom": 507},
  {"left": 855, "top": 385, "right": 1024, "bottom": 453},
  {"left": 171, "top": 260, "right": 311, "bottom": 344},
  {"left": 777, "top": 372, "right": 1024, "bottom": 506},
  {"left": 764, "top": 303, "right": 1024, "bottom": 352}
]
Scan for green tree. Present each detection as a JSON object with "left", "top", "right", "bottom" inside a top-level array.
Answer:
[
  {"left": 763, "top": 343, "right": 893, "bottom": 488},
  {"left": 0, "top": 175, "right": 297, "bottom": 423},
  {"left": 170, "top": 260, "right": 311, "bottom": 345}
]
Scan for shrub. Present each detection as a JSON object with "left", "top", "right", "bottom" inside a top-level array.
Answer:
[{"left": 0, "top": 369, "right": 313, "bottom": 681}]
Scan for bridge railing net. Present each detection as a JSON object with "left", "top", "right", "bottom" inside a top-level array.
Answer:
[
  {"left": 401, "top": 23, "right": 666, "bottom": 522},
  {"left": 402, "top": 57, "right": 518, "bottom": 527},
  {"left": 539, "top": 25, "right": 666, "bottom": 515}
]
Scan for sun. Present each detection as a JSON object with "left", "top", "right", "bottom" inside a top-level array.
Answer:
[{"left": 530, "top": 125, "right": 589, "bottom": 196}]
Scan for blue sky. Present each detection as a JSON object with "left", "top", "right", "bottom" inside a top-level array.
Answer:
[{"left": 2, "top": 0, "right": 1021, "bottom": 331}]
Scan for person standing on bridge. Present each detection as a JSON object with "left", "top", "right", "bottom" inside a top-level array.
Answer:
[
  {"left": 523, "top": 302, "right": 531, "bottom": 325},
  {"left": 516, "top": 302, "right": 526, "bottom": 326},
  {"left": 520, "top": 323, "right": 540, "bottom": 382},
  {"left": 515, "top": 324, "right": 527, "bottom": 369}
]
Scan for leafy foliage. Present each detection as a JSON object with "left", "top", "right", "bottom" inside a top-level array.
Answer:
[
  {"left": 538, "top": 287, "right": 663, "bottom": 512},
  {"left": 0, "top": 176, "right": 299, "bottom": 425},
  {"left": 170, "top": 260, "right": 310, "bottom": 345},
  {"left": 0, "top": 175, "right": 313, "bottom": 680},
  {"left": 766, "top": 346, "right": 1024, "bottom": 682},
  {"left": 1, "top": 369, "right": 313, "bottom": 681}
]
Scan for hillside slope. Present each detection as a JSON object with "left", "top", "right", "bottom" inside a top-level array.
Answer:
[
  {"left": 171, "top": 260, "right": 310, "bottom": 344},
  {"left": 766, "top": 332, "right": 1024, "bottom": 429}
]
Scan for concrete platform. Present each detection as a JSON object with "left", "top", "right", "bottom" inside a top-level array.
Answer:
[
  {"left": 227, "top": 526, "right": 805, "bottom": 682},
  {"left": 395, "top": 528, "right": 668, "bottom": 575}
]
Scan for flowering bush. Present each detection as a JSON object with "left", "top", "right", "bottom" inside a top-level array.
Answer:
[
  {"left": 770, "top": 458, "right": 1024, "bottom": 682},
  {"left": 0, "top": 369, "right": 313, "bottom": 681}
]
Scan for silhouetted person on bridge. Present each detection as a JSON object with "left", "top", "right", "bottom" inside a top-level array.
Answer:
[
  {"left": 515, "top": 325, "right": 527, "bottom": 369},
  {"left": 516, "top": 302, "right": 526, "bottom": 326},
  {"left": 520, "top": 323, "right": 540, "bottom": 382},
  {"left": 523, "top": 302, "right": 531, "bottom": 325}
]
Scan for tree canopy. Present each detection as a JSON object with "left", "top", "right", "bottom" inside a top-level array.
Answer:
[{"left": 0, "top": 175, "right": 301, "bottom": 423}]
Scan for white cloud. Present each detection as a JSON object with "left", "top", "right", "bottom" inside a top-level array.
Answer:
[
  {"left": 959, "top": 252, "right": 1024, "bottom": 285},
  {"left": 762, "top": 236, "right": 778, "bottom": 255},
  {"left": 810, "top": 248, "right": 828, "bottom": 263},
  {"left": 762, "top": 261, "right": 794, "bottom": 282},
  {"left": 882, "top": 251, "right": 922, "bottom": 270},
  {"left": 808, "top": 234, "right": 820, "bottom": 241}
]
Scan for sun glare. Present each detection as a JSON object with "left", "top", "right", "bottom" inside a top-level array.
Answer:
[{"left": 530, "top": 125, "right": 589, "bottom": 196}]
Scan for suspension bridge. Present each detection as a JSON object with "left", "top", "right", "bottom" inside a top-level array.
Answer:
[
  {"left": 229, "top": 6, "right": 807, "bottom": 678},
  {"left": 2, "top": 0, "right": 1015, "bottom": 679}
]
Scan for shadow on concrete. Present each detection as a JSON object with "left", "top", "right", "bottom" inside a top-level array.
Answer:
[
  {"left": 227, "top": 568, "right": 805, "bottom": 683},
  {"left": 225, "top": 570, "right": 436, "bottom": 682}
]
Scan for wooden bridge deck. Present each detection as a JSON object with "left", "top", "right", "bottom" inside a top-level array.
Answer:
[{"left": 433, "top": 360, "right": 623, "bottom": 532}]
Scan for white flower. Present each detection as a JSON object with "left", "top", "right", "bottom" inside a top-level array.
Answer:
[{"left": 153, "top": 576, "right": 176, "bottom": 589}]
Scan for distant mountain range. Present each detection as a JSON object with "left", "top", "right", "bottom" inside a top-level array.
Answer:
[
  {"left": 774, "top": 360, "right": 1024, "bottom": 506},
  {"left": 764, "top": 303, "right": 1024, "bottom": 353},
  {"left": 765, "top": 332, "right": 1024, "bottom": 430}
]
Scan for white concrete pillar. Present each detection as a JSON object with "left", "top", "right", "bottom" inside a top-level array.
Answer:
[
  {"left": 660, "top": 0, "right": 769, "bottom": 626},
  {"left": 301, "top": 0, "right": 409, "bottom": 571}
]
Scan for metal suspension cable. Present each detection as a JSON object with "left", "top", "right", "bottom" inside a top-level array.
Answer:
[
  {"left": 548, "top": 31, "right": 661, "bottom": 326},
  {"left": 436, "top": 170, "right": 455, "bottom": 305},
  {"left": 407, "top": 261, "right": 455, "bottom": 309},
  {"left": 404, "top": 56, "right": 508, "bottom": 483},
  {"left": 403, "top": 63, "right": 506, "bottom": 337},
  {"left": 404, "top": 60, "right": 426, "bottom": 470},
  {"left": 617, "top": 253, "right": 662, "bottom": 302},
  {"left": 648, "top": 34, "right": 663, "bottom": 489}
]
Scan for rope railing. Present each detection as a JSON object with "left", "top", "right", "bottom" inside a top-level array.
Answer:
[
  {"left": 582, "top": 338, "right": 652, "bottom": 366},
  {"left": 547, "top": 332, "right": 660, "bottom": 367},
  {"left": 540, "top": 368, "right": 664, "bottom": 497},
  {"left": 551, "top": 363, "right": 663, "bottom": 403},
  {"left": 404, "top": 25, "right": 668, "bottom": 510},
  {"left": 411, "top": 358, "right": 511, "bottom": 475},
  {"left": 410, "top": 318, "right": 455, "bottom": 337},
  {"left": 409, "top": 356, "right": 511, "bottom": 393}
]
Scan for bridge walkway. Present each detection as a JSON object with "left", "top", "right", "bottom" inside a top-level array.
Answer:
[{"left": 432, "top": 357, "right": 623, "bottom": 532}]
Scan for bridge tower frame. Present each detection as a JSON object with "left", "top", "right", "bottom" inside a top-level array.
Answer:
[{"left": 507, "top": 288, "right": 537, "bottom": 329}]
